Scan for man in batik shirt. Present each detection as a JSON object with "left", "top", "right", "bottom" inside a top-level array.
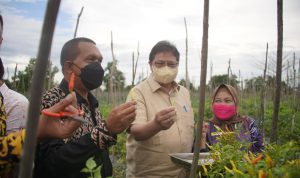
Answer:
[{"left": 34, "top": 37, "right": 136, "bottom": 178}]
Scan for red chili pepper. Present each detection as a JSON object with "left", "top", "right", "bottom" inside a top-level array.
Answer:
[
  {"left": 42, "top": 108, "right": 84, "bottom": 118},
  {"left": 42, "top": 109, "right": 64, "bottom": 118},
  {"left": 252, "top": 154, "right": 263, "bottom": 165},
  {"left": 69, "top": 72, "right": 75, "bottom": 92}
]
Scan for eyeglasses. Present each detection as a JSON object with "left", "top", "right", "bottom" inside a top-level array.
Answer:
[{"left": 153, "top": 61, "right": 179, "bottom": 68}]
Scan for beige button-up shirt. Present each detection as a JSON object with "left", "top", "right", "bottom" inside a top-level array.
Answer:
[{"left": 126, "top": 75, "right": 194, "bottom": 178}]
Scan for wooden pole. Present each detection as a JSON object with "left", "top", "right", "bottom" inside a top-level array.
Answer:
[
  {"left": 190, "top": 0, "right": 209, "bottom": 177},
  {"left": 259, "top": 43, "right": 268, "bottom": 132},
  {"left": 74, "top": 6, "right": 84, "bottom": 38},
  {"left": 18, "top": 1, "right": 60, "bottom": 178},
  {"left": 13, "top": 63, "right": 17, "bottom": 89},
  {"left": 184, "top": 17, "right": 190, "bottom": 91},
  {"left": 6, "top": 66, "right": 9, "bottom": 80},
  {"left": 134, "top": 42, "right": 139, "bottom": 84},
  {"left": 132, "top": 52, "right": 135, "bottom": 87},
  {"left": 47, "top": 60, "right": 52, "bottom": 90},
  {"left": 110, "top": 31, "right": 116, "bottom": 108},
  {"left": 291, "top": 52, "right": 296, "bottom": 132},
  {"left": 210, "top": 61, "right": 213, "bottom": 94},
  {"left": 270, "top": 0, "right": 283, "bottom": 143},
  {"left": 227, "top": 58, "right": 231, "bottom": 85},
  {"left": 131, "top": 42, "right": 139, "bottom": 87}
]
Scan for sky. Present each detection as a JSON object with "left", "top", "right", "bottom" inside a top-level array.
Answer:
[{"left": 0, "top": 0, "right": 299, "bottom": 87}]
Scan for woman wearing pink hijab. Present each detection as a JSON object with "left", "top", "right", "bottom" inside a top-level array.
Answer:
[{"left": 200, "top": 84, "right": 264, "bottom": 153}]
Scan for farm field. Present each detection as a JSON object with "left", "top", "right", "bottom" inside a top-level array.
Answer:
[{"left": 96, "top": 90, "right": 300, "bottom": 178}]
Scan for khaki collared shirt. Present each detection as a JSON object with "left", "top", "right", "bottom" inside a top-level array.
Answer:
[{"left": 126, "top": 75, "right": 194, "bottom": 178}]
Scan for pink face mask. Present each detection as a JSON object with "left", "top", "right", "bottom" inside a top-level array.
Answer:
[{"left": 212, "top": 104, "right": 237, "bottom": 120}]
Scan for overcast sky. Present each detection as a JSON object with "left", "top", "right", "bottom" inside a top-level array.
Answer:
[{"left": 0, "top": 0, "right": 299, "bottom": 86}]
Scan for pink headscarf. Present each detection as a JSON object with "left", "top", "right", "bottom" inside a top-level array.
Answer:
[{"left": 209, "top": 84, "right": 243, "bottom": 131}]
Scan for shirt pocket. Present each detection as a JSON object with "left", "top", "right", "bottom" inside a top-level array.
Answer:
[{"left": 177, "top": 111, "right": 194, "bottom": 152}]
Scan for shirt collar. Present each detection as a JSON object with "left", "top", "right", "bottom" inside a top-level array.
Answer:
[
  {"left": 0, "top": 82, "right": 9, "bottom": 95},
  {"left": 147, "top": 74, "right": 180, "bottom": 93},
  {"left": 59, "top": 79, "right": 99, "bottom": 108}
]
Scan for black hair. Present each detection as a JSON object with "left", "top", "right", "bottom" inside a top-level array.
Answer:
[
  {"left": 0, "top": 58, "right": 4, "bottom": 80},
  {"left": 60, "top": 37, "right": 96, "bottom": 69},
  {"left": 149, "top": 40, "right": 180, "bottom": 63}
]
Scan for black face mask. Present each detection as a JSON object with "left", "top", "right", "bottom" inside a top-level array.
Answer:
[{"left": 73, "top": 62, "right": 104, "bottom": 90}]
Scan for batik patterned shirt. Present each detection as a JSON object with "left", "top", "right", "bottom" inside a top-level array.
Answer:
[{"left": 34, "top": 79, "right": 116, "bottom": 178}]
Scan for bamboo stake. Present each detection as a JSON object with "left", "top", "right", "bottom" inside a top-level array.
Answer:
[
  {"left": 291, "top": 52, "right": 296, "bottom": 132},
  {"left": 270, "top": 0, "right": 283, "bottom": 143},
  {"left": 184, "top": 17, "right": 190, "bottom": 91},
  {"left": 286, "top": 60, "right": 290, "bottom": 94},
  {"left": 298, "top": 58, "right": 300, "bottom": 89},
  {"left": 227, "top": 58, "right": 231, "bottom": 85},
  {"left": 13, "top": 63, "right": 17, "bottom": 89},
  {"left": 18, "top": 1, "right": 60, "bottom": 178},
  {"left": 47, "top": 60, "right": 52, "bottom": 90},
  {"left": 259, "top": 43, "right": 268, "bottom": 132},
  {"left": 190, "top": 0, "right": 209, "bottom": 177},
  {"left": 131, "top": 42, "right": 139, "bottom": 87},
  {"left": 134, "top": 42, "right": 139, "bottom": 83},
  {"left": 132, "top": 52, "right": 134, "bottom": 87},
  {"left": 110, "top": 31, "right": 116, "bottom": 108},
  {"left": 6, "top": 66, "right": 9, "bottom": 80},
  {"left": 74, "top": 6, "right": 84, "bottom": 38},
  {"left": 210, "top": 61, "right": 213, "bottom": 94}
]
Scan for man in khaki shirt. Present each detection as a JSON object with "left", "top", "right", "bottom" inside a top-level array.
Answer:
[{"left": 126, "top": 40, "right": 194, "bottom": 178}]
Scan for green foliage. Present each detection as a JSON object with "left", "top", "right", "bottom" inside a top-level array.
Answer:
[
  {"left": 178, "top": 78, "right": 197, "bottom": 91},
  {"left": 204, "top": 127, "right": 300, "bottom": 178},
  {"left": 263, "top": 101, "right": 300, "bottom": 143},
  {"left": 98, "top": 104, "right": 127, "bottom": 177},
  {"left": 11, "top": 58, "right": 35, "bottom": 95},
  {"left": 96, "top": 89, "right": 299, "bottom": 178},
  {"left": 81, "top": 157, "right": 102, "bottom": 178},
  {"left": 208, "top": 74, "right": 239, "bottom": 90},
  {"left": 190, "top": 92, "right": 212, "bottom": 123},
  {"left": 103, "top": 61, "right": 125, "bottom": 91},
  {"left": 10, "top": 58, "right": 58, "bottom": 96},
  {"left": 110, "top": 133, "right": 127, "bottom": 178}
]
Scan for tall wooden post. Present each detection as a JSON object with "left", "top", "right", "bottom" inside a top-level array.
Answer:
[
  {"left": 109, "top": 31, "right": 116, "bottom": 108},
  {"left": 270, "top": 0, "right": 283, "bottom": 143},
  {"left": 184, "top": 17, "right": 190, "bottom": 91},
  {"left": 259, "top": 43, "right": 268, "bottom": 132},
  {"left": 190, "top": 0, "right": 209, "bottom": 177},
  {"left": 19, "top": 1, "right": 60, "bottom": 178},
  {"left": 74, "top": 6, "right": 84, "bottom": 38}
]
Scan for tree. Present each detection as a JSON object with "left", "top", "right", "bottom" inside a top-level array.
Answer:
[
  {"left": 178, "top": 78, "right": 196, "bottom": 91},
  {"left": 11, "top": 58, "right": 58, "bottom": 96},
  {"left": 244, "top": 76, "right": 264, "bottom": 92},
  {"left": 208, "top": 74, "right": 238, "bottom": 90},
  {"left": 103, "top": 61, "right": 125, "bottom": 92},
  {"left": 11, "top": 58, "right": 35, "bottom": 95}
]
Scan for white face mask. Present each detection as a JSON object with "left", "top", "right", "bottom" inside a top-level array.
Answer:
[{"left": 152, "top": 65, "right": 178, "bottom": 84}]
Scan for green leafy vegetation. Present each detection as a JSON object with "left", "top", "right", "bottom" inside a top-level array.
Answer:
[
  {"left": 100, "top": 90, "right": 299, "bottom": 178},
  {"left": 203, "top": 127, "right": 300, "bottom": 178}
]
